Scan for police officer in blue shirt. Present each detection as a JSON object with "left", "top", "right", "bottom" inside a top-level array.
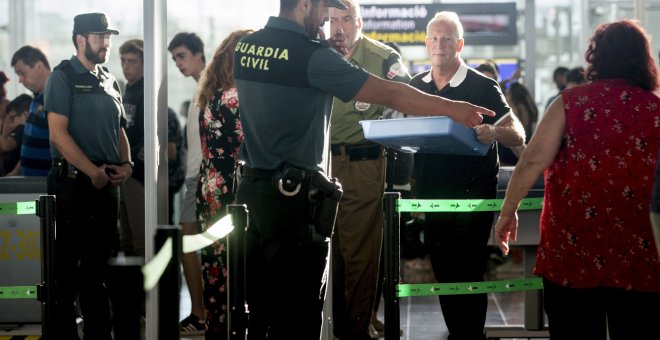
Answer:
[{"left": 233, "top": 1, "right": 494, "bottom": 338}]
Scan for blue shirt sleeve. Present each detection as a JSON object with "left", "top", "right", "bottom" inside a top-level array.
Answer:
[{"left": 307, "top": 47, "right": 369, "bottom": 103}]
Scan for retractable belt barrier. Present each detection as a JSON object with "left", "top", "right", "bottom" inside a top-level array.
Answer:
[
  {"left": 0, "top": 201, "right": 40, "bottom": 301},
  {"left": 142, "top": 208, "right": 247, "bottom": 340},
  {"left": 0, "top": 207, "right": 235, "bottom": 296},
  {"left": 396, "top": 197, "right": 543, "bottom": 297},
  {"left": 142, "top": 214, "right": 234, "bottom": 291},
  {"left": 382, "top": 193, "right": 545, "bottom": 340},
  {"left": 393, "top": 197, "right": 544, "bottom": 297},
  {"left": 1, "top": 198, "right": 243, "bottom": 340},
  {"left": 0, "top": 196, "right": 56, "bottom": 338}
]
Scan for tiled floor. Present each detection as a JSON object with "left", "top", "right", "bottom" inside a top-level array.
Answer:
[{"left": 0, "top": 255, "right": 546, "bottom": 340}]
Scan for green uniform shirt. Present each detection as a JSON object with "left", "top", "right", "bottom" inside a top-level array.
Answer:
[{"left": 330, "top": 36, "right": 411, "bottom": 145}]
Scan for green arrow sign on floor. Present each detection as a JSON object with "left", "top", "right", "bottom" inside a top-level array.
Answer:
[
  {"left": 0, "top": 286, "right": 38, "bottom": 299},
  {"left": 397, "top": 197, "right": 543, "bottom": 213},
  {"left": 397, "top": 278, "right": 543, "bottom": 297}
]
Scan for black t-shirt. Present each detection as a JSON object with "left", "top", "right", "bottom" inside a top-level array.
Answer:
[
  {"left": 408, "top": 65, "right": 510, "bottom": 198},
  {"left": 123, "top": 78, "right": 145, "bottom": 183}
]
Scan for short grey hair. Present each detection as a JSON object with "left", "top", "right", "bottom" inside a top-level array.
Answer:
[{"left": 426, "top": 11, "right": 464, "bottom": 40}]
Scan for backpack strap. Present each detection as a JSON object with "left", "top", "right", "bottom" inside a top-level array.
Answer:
[{"left": 53, "top": 59, "right": 77, "bottom": 96}]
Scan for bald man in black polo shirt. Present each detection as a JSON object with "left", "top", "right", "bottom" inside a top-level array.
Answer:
[{"left": 409, "top": 11, "right": 525, "bottom": 340}]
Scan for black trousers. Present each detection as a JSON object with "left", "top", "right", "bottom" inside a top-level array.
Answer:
[
  {"left": 543, "top": 278, "right": 660, "bottom": 340},
  {"left": 417, "top": 181, "right": 496, "bottom": 340},
  {"left": 236, "top": 175, "right": 329, "bottom": 340},
  {"left": 424, "top": 211, "right": 492, "bottom": 340},
  {"left": 47, "top": 167, "right": 119, "bottom": 340}
]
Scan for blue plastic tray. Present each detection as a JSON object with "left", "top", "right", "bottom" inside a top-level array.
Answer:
[{"left": 359, "top": 116, "right": 490, "bottom": 156}]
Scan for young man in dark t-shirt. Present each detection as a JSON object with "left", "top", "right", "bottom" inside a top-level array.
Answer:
[{"left": 118, "top": 39, "right": 146, "bottom": 257}]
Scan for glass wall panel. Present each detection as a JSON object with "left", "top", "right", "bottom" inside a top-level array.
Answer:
[{"left": 0, "top": 0, "right": 8, "bottom": 66}]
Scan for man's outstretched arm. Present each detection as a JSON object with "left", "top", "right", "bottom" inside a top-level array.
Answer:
[{"left": 353, "top": 74, "right": 495, "bottom": 128}]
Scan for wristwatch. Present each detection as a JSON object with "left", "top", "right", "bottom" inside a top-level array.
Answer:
[{"left": 120, "top": 160, "right": 134, "bottom": 170}]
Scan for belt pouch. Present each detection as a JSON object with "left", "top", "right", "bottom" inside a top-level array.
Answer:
[{"left": 308, "top": 171, "right": 343, "bottom": 239}]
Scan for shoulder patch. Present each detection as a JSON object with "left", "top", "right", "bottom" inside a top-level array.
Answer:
[{"left": 386, "top": 62, "right": 407, "bottom": 80}]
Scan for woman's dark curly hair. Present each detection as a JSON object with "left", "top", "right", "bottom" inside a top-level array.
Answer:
[
  {"left": 584, "top": 19, "right": 658, "bottom": 91},
  {"left": 0, "top": 71, "right": 8, "bottom": 99}
]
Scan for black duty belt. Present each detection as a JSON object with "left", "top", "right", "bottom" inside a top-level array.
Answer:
[
  {"left": 51, "top": 157, "right": 109, "bottom": 180},
  {"left": 331, "top": 142, "right": 382, "bottom": 161},
  {"left": 242, "top": 165, "right": 307, "bottom": 197},
  {"left": 241, "top": 166, "right": 277, "bottom": 180}
]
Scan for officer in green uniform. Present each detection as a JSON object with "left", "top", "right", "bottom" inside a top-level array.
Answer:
[{"left": 327, "top": 0, "right": 411, "bottom": 338}]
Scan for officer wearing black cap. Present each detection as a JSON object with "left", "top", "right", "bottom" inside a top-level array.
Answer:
[
  {"left": 44, "top": 12, "right": 131, "bottom": 340},
  {"left": 233, "top": 0, "right": 494, "bottom": 339},
  {"left": 73, "top": 12, "right": 120, "bottom": 36}
]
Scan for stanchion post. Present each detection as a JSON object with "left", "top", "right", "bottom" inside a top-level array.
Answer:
[
  {"left": 108, "top": 256, "right": 144, "bottom": 340},
  {"left": 156, "top": 226, "right": 181, "bottom": 340},
  {"left": 383, "top": 192, "right": 401, "bottom": 340},
  {"left": 385, "top": 147, "right": 395, "bottom": 191},
  {"left": 37, "top": 195, "right": 56, "bottom": 339},
  {"left": 227, "top": 204, "right": 248, "bottom": 339},
  {"left": 523, "top": 246, "right": 544, "bottom": 330}
]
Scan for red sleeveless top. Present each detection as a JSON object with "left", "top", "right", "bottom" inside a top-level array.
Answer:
[{"left": 534, "top": 79, "right": 660, "bottom": 292}]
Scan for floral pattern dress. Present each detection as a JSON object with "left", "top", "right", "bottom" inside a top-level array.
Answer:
[
  {"left": 536, "top": 79, "right": 660, "bottom": 292},
  {"left": 196, "top": 87, "right": 242, "bottom": 335}
]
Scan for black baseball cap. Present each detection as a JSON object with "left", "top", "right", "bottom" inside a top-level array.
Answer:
[
  {"left": 327, "top": 0, "right": 348, "bottom": 10},
  {"left": 73, "top": 12, "right": 119, "bottom": 35}
]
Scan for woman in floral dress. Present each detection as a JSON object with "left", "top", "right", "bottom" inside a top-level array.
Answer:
[{"left": 194, "top": 29, "right": 253, "bottom": 339}]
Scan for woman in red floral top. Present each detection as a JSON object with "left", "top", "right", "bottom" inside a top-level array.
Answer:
[
  {"left": 495, "top": 20, "right": 660, "bottom": 339},
  {"left": 194, "top": 29, "right": 253, "bottom": 338}
]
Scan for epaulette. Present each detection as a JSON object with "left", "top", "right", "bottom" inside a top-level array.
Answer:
[
  {"left": 54, "top": 59, "right": 77, "bottom": 85},
  {"left": 362, "top": 35, "right": 396, "bottom": 60}
]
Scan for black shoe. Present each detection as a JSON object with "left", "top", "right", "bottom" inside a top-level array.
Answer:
[{"left": 179, "top": 314, "right": 205, "bottom": 335}]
